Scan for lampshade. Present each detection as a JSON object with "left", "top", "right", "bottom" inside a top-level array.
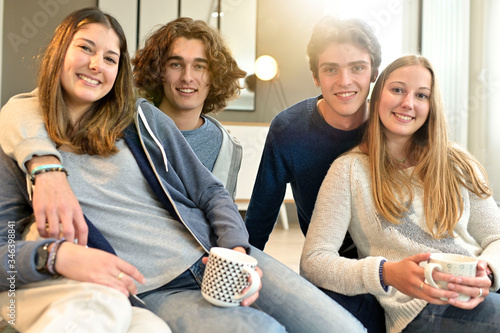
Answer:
[{"left": 254, "top": 55, "right": 278, "bottom": 81}]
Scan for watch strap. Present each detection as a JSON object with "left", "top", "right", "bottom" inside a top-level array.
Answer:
[
  {"left": 35, "top": 242, "right": 52, "bottom": 275},
  {"left": 488, "top": 273, "right": 494, "bottom": 285}
]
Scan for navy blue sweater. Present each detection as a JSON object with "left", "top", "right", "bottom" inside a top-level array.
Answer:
[{"left": 245, "top": 96, "right": 365, "bottom": 254}]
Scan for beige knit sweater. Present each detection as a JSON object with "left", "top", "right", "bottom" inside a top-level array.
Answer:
[{"left": 301, "top": 148, "right": 500, "bottom": 333}]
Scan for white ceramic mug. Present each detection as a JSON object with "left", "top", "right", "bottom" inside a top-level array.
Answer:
[
  {"left": 201, "top": 247, "right": 261, "bottom": 307},
  {"left": 424, "top": 253, "right": 478, "bottom": 301}
]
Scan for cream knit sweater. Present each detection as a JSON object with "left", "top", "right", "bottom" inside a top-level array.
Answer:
[{"left": 301, "top": 148, "right": 500, "bottom": 333}]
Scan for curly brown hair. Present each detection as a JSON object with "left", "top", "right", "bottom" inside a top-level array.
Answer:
[{"left": 132, "top": 17, "right": 246, "bottom": 114}]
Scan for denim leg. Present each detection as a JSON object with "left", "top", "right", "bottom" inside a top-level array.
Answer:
[
  {"left": 139, "top": 267, "right": 286, "bottom": 333},
  {"left": 250, "top": 247, "right": 367, "bottom": 333},
  {"left": 319, "top": 288, "right": 386, "bottom": 333},
  {"left": 403, "top": 292, "right": 500, "bottom": 333}
]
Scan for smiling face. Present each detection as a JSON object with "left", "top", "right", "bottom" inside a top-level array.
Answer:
[
  {"left": 314, "top": 42, "right": 375, "bottom": 128},
  {"left": 60, "top": 23, "right": 120, "bottom": 120},
  {"left": 159, "top": 37, "right": 211, "bottom": 117},
  {"left": 378, "top": 65, "right": 432, "bottom": 144}
]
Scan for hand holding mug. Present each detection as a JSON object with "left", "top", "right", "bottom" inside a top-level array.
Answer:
[
  {"left": 424, "top": 253, "right": 477, "bottom": 302},
  {"left": 202, "top": 247, "right": 261, "bottom": 307},
  {"left": 445, "top": 259, "right": 491, "bottom": 309}
]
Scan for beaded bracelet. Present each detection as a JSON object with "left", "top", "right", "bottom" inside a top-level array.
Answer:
[
  {"left": 47, "top": 238, "right": 66, "bottom": 276},
  {"left": 379, "top": 259, "right": 389, "bottom": 292},
  {"left": 31, "top": 164, "right": 64, "bottom": 176},
  {"left": 30, "top": 164, "right": 68, "bottom": 185}
]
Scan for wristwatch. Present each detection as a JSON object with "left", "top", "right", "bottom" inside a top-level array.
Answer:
[
  {"left": 488, "top": 273, "right": 494, "bottom": 285},
  {"left": 35, "top": 242, "right": 52, "bottom": 274}
]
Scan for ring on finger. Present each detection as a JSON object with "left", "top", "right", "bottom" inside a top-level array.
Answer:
[
  {"left": 420, "top": 282, "right": 425, "bottom": 291},
  {"left": 477, "top": 288, "right": 483, "bottom": 298},
  {"left": 117, "top": 272, "right": 125, "bottom": 280}
]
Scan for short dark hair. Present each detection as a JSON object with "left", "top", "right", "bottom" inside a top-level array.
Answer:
[{"left": 307, "top": 16, "right": 382, "bottom": 82}]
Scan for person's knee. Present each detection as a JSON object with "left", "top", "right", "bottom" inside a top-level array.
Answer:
[
  {"left": 241, "top": 309, "right": 286, "bottom": 333},
  {"left": 50, "top": 283, "right": 134, "bottom": 332},
  {"left": 129, "top": 307, "right": 171, "bottom": 333},
  {"left": 164, "top": 303, "right": 286, "bottom": 333}
]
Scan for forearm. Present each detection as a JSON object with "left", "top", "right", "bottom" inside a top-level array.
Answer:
[
  {"left": 201, "top": 187, "right": 251, "bottom": 251},
  {"left": 0, "top": 90, "right": 61, "bottom": 173},
  {"left": 143, "top": 104, "right": 251, "bottom": 251},
  {"left": 245, "top": 150, "right": 288, "bottom": 250},
  {"left": 469, "top": 194, "right": 500, "bottom": 291},
  {"left": 0, "top": 238, "right": 55, "bottom": 291},
  {"left": 26, "top": 155, "right": 62, "bottom": 173},
  {"left": 478, "top": 240, "right": 500, "bottom": 291}
]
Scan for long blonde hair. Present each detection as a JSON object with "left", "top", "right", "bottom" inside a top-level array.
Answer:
[
  {"left": 362, "top": 55, "right": 491, "bottom": 238},
  {"left": 37, "top": 7, "right": 134, "bottom": 156}
]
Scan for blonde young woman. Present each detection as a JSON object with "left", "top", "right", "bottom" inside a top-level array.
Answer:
[{"left": 301, "top": 55, "right": 500, "bottom": 333}]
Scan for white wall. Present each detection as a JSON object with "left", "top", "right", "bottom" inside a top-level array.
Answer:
[
  {"left": 483, "top": 0, "right": 500, "bottom": 201},
  {"left": 98, "top": 0, "right": 138, "bottom": 55},
  {"left": 138, "top": 0, "right": 177, "bottom": 48},
  {"left": 421, "top": 0, "right": 470, "bottom": 147}
]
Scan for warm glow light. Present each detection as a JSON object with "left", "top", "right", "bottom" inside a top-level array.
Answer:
[{"left": 254, "top": 55, "right": 278, "bottom": 81}]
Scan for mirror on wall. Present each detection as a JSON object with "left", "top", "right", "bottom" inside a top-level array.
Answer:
[
  {"left": 132, "top": 0, "right": 257, "bottom": 111},
  {"left": 100, "top": 0, "right": 257, "bottom": 111}
]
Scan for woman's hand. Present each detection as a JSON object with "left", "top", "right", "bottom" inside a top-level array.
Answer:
[
  {"left": 385, "top": 253, "right": 491, "bottom": 308},
  {"left": 445, "top": 260, "right": 491, "bottom": 309},
  {"left": 383, "top": 253, "right": 455, "bottom": 304},
  {"left": 55, "top": 242, "right": 145, "bottom": 296},
  {"left": 28, "top": 156, "right": 88, "bottom": 245}
]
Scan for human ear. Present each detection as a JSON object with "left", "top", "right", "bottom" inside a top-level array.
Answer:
[{"left": 312, "top": 73, "right": 320, "bottom": 87}]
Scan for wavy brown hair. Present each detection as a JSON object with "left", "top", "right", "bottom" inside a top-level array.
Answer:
[
  {"left": 361, "top": 55, "right": 491, "bottom": 238},
  {"left": 37, "top": 7, "right": 134, "bottom": 156},
  {"left": 307, "top": 16, "right": 382, "bottom": 82},
  {"left": 132, "top": 17, "right": 246, "bottom": 114}
]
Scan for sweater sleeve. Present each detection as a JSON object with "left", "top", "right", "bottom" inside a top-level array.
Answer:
[
  {"left": 467, "top": 191, "right": 500, "bottom": 291},
  {"left": 0, "top": 145, "right": 56, "bottom": 290},
  {"left": 136, "top": 100, "right": 250, "bottom": 251},
  {"left": 300, "top": 155, "right": 390, "bottom": 296},
  {"left": 245, "top": 122, "right": 289, "bottom": 250},
  {"left": 0, "top": 90, "right": 62, "bottom": 173}
]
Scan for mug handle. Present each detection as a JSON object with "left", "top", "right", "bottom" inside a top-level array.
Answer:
[
  {"left": 425, "top": 263, "right": 450, "bottom": 301},
  {"left": 233, "top": 267, "right": 261, "bottom": 301},
  {"left": 424, "top": 263, "right": 442, "bottom": 289}
]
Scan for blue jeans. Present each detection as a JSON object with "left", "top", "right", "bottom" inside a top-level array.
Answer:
[
  {"left": 403, "top": 292, "right": 500, "bottom": 332},
  {"left": 139, "top": 247, "right": 366, "bottom": 333},
  {"left": 319, "top": 288, "right": 386, "bottom": 333}
]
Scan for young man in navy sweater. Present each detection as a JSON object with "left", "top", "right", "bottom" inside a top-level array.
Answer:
[{"left": 245, "top": 16, "right": 386, "bottom": 332}]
